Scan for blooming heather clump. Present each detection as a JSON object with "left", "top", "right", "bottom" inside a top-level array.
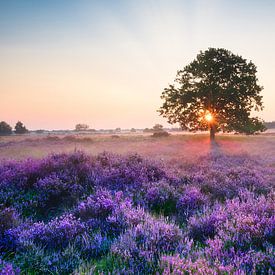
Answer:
[
  {"left": 77, "top": 189, "right": 115, "bottom": 220},
  {"left": 187, "top": 191, "right": 275, "bottom": 273},
  {"left": 7, "top": 214, "right": 85, "bottom": 250},
  {"left": 188, "top": 191, "right": 275, "bottom": 246},
  {"left": 0, "top": 208, "right": 19, "bottom": 236},
  {"left": 77, "top": 189, "right": 149, "bottom": 237},
  {"left": 0, "top": 260, "right": 20, "bottom": 275},
  {"left": 216, "top": 192, "right": 274, "bottom": 252},
  {"left": 188, "top": 212, "right": 222, "bottom": 243},
  {"left": 0, "top": 151, "right": 92, "bottom": 190},
  {"left": 91, "top": 152, "right": 168, "bottom": 191},
  {"left": 205, "top": 238, "right": 274, "bottom": 274},
  {"left": 34, "top": 173, "right": 85, "bottom": 211},
  {"left": 161, "top": 255, "right": 239, "bottom": 275},
  {"left": 0, "top": 152, "right": 94, "bottom": 219},
  {"left": 111, "top": 217, "right": 183, "bottom": 272},
  {"left": 145, "top": 181, "right": 179, "bottom": 215},
  {"left": 191, "top": 154, "right": 272, "bottom": 200},
  {"left": 177, "top": 186, "right": 207, "bottom": 220}
]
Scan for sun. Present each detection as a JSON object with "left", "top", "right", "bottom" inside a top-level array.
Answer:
[{"left": 205, "top": 113, "right": 213, "bottom": 122}]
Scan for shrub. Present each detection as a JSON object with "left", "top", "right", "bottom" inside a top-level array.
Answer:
[
  {"left": 77, "top": 189, "right": 115, "bottom": 220},
  {"left": 161, "top": 255, "right": 238, "bottom": 275},
  {"left": 34, "top": 173, "right": 85, "bottom": 215},
  {"left": 0, "top": 208, "right": 19, "bottom": 236},
  {"left": 92, "top": 152, "right": 168, "bottom": 191},
  {"left": 13, "top": 243, "right": 82, "bottom": 275},
  {"left": 188, "top": 191, "right": 274, "bottom": 248},
  {"left": 45, "top": 135, "right": 60, "bottom": 142},
  {"left": 145, "top": 181, "right": 179, "bottom": 215},
  {"left": 7, "top": 214, "right": 85, "bottom": 250},
  {"left": 191, "top": 154, "right": 271, "bottom": 200},
  {"left": 188, "top": 212, "right": 223, "bottom": 243},
  {"left": 177, "top": 186, "right": 207, "bottom": 220},
  {"left": 0, "top": 260, "right": 20, "bottom": 275},
  {"left": 77, "top": 190, "right": 148, "bottom": 237},
  {"left": 152, "top": 131, "right": 170, "bottom": 138},
  {"left": 111, "top": 217, "right": 183, "bottom": 273}
]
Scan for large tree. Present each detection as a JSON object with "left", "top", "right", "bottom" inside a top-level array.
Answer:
[{"left": 159, "top": 48, "right": 265, "bottom": 141}]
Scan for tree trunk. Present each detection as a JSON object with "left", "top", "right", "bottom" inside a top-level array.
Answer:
[{"left": 210, "top": 124, "right": 215, "bottom": 142}]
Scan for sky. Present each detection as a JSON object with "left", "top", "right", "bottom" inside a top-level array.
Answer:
[{"left": 0, "top": 0, "right": 275, "bottom": 130}]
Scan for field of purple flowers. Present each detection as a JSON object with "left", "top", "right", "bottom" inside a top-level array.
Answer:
[{"left": 0, "top": 150, "right": 274, "bottom": 274}]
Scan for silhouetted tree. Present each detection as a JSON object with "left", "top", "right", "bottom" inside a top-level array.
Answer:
[
  {"left": 159, "top": 48, "right": 265, "bottom": 141},
  {"left": 14, "top": 121, "right": 28, "bottom": 134},
  {"left": 153, "top": 124, "right": 164, "bottom": 132},
  {"left": 0, "top": 121, "right": 12, "bottom": 135},
  {"left": 75, "top": 124, "right": 89, "bottom": 131},
  {"left": 143, "top": 128, "right": 152, "bottom": 133}
]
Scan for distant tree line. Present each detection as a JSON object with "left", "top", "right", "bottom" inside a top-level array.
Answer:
[
  {"left": 264, "top": 121, "right": 275, "bottom": 129},
  {"left": 0, "top": 121, "right": 28, "bottom": 135}
]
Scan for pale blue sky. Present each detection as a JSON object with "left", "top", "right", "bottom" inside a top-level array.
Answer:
[{"left": 0, "top": 0, "right": 274, "bottom": 129}]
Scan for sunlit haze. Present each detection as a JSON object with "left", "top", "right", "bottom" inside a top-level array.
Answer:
[{"left": 1, "top": 0, "right": 275, "bottom": 130}]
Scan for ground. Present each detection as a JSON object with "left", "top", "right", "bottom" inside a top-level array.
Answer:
[
  {"left": 1, "top": 132, "right": 275, "bottom": 166},
  {"left": 0, "top": 132, "right": 274, "bottom": 274}
]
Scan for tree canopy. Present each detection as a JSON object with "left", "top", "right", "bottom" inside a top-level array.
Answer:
[
  {"left": 0, "top": 121, "right": 12, "bottom": 135},
  {"left": 15, "top": 121, "right": 28, "bottom": 134},
  {"left": 75, "top": 124, "right": 89, "bottom": 131},
  {"left": 153, "top": 124, "right": 164, "bottom": 132},
  {"left": 159, "top": 48, "right": 265, "bottom": 139}
]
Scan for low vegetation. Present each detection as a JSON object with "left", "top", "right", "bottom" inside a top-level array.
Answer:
[{"left": 0, "top": 150, "right": 274, "bottom": 274}]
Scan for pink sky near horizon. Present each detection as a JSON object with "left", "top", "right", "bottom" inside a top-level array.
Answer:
[{"left": 1, "top": 1, "right": 274, "bottom": 130}]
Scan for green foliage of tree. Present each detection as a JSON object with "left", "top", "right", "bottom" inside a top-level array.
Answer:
[
  {"left": 0, "top": 121, "right": 12, "bottom": 135},
  {"left": 159, "top": 48, "right": 265, "bottom": 140},
  {"left": 234, "top": 117, "right": 267, "bottom": 135},
  {"left": 15, "top": 121, "right": 28, "bottom": 134}
]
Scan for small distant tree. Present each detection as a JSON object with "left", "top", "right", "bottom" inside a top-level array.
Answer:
[
  {"left": 14, "top": 121, "right": 28, "bottom": 134},
  {"left": 130, "top": 128, "right": 136, "bottom": 132},
  {"left": 0, "top": 121, "right": 12, "bottom": 135},
  {"left": 75, "top": 124, "right": 89, "bottom": 131},
  {"left": 35, "top": 129, "right": 45, "bottom": 134},
  {"left": 153, "top": 124, "right": 164, "bottom": 132},
  {"left": 143, "top": 128, "right": 152, "bottom": 133},
  {"left": 159, "top": 48, "right": 265, "bottom": 141},
  {"left": 115, "top": 128, "right": 121, "bottom": 132}
]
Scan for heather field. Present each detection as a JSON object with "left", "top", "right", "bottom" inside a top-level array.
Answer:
[{"left": 0, "top": 134, "right": 274, "bottom": 274}]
